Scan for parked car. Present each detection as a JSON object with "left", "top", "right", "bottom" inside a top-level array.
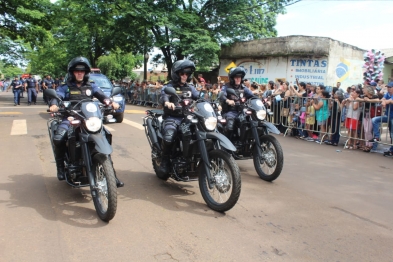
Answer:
[{"left": 89, "top": 73, "right": 125, "bottom": 123}]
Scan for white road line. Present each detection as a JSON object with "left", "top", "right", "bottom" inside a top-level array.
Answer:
[
  {"left": 122, "top": 119, "right": 144, "bottom": 130},
  {"left": 104, "top": 125, "right": 115, "bottom": 132},
  {"left": 0, "top": 106, "right": 48, "bottom": 109},
  {"left": 10, "top": 119, "right": 27, "bottom": 135}
]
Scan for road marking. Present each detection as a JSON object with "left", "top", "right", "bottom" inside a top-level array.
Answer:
[
  {"left": 122, "top": 119, "right": 144, "bottom": 130},
  {"left": 10, "top": 119, "right": 27, "bottom": 135},
  {"left": 0, "top": 112, "right": 23, "bottom": 115},
  {"left": 0, "top": 106, "right": 48, "bottom": 109},
  {"left": 104, "top": 125, "right": 115, "bottom": 132},
  {"left": 124, "top": 109, "right": 146, "bottom": 114}
]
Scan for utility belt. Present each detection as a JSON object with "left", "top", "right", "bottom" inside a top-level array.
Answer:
[{"left": 27, "top": 86, "right": 35, "bottom": 89}]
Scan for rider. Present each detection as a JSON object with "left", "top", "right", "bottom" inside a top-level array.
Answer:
[
  {"left": 159, "top": 60, "right": 200, "bottom": 174},
  {"left": 49, "top": 56, "right": 124, "bottom": 187},
  {"left": 220, "top": 67, "right": 254, "bottom": 142}
]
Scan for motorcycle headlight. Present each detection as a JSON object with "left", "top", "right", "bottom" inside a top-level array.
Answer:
[
  {"left": 256, "top": 110, "right": 267, "bottom": 120},
  {"left": 113, "top": 96, "right": 123, "bottom": 102},
  {"left": 85, "top": 117, "right": 102, "bottom": 132},
  {"left": 204, "top": 117, "right": 217, "bottom": 131}
]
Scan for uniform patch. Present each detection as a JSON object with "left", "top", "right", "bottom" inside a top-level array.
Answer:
[
  {"left": 70, "top": 91, "right": 81, "bottom": 95},
  {"left": 86, "top": 89, "right": 92, "bottom": 96}
]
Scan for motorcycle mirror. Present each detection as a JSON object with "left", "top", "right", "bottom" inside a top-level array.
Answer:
[
  {"left": 226, "top": 88, "right": 238, "bottom": 98},
  {"left": 164, "top": 86, "right": 181, "bottom": 100},
  {"left": 111, "top": 86, "right": 122, "bottom": 97},
  {"left": 44, "top": 89, "right": 61, "bottom": 101}
]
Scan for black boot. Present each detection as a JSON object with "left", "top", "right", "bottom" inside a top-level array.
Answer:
[
  {"left": 158, "top": 155, "right": 170, "bottom": 174},
  {"left": 55, "top": 158, "right": 65, "bottom": 181}
]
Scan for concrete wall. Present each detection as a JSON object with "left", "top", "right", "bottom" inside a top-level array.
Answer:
[
  {"left": 219, "top": 36, "right": 366, "bottom": 87},
  {"left": 327, "top": 39, "right": 365, "bottom": 88},
  {"left": 383, "top": 64, "right": 393, "bottom": 83}
]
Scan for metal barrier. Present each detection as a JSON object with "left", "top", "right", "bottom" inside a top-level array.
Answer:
[
  {"left": 129, "top": 86, "right": 162, "bottom": 108},
  {"left": 339, "top": 100, "right": 392, "bottom": 151},
  {"left": 271, "top": 95, "right": 393, "bottom": 150}
]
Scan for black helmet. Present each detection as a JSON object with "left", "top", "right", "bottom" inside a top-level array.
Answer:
[
  {"left": 171, "top": 60, "right": 195, "bottom": 83},
  {"left": 67, "top": 56, "right": 91, "bottom": 82},
  {"left": 228, "top": 67, "right": 246, "bottom": 85}
]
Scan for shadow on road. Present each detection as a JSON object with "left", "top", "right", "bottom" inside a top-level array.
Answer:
[
  {"left": 0, "top": 173, "right": 110, "bottom": 228},
  {"left": 116, "top": 170, "right": 226, "bottom": 218}
]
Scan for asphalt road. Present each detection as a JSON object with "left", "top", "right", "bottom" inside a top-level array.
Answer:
[{"left": 0, "top": 91, "right": 392, "bottom": 262}]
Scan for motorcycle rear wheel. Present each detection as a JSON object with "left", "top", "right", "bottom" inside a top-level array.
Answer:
[
  {"left": 253, "top": 135, "right": 284, "bottom": 182},
  {"left": 199, "top": 149, "right": 241, "bottom": 212},
  {"left": 92, "top": 154, "right": 117, "bottom": 222}
]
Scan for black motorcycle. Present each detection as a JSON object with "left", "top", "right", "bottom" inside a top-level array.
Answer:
[
  {"left": 143, "top": 86, "right": 241, "bottom": 212},
  {"left": 219, "top": 88, "right": 284, "bottom": 182},
  {"left": 45, "top": 88, "right": 121, "bottom": 222}
]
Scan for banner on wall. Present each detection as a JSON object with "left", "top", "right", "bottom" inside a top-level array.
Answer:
[
  {"left": 288, "top": 58, "right": 328, "bottom": 86},
  {"left": 237, "top": 61, "right": 269, "bottom": 84}
]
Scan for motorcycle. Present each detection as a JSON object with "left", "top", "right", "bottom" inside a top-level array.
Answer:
[
  {"left": 143, "top": 86, "right": 241, "bottom": 212},
  {"left": 44, "top": 88, "right": 121, "bottom": 222},
  {"left": 219, "top": 88, "right": 284, "bottom": 182}
]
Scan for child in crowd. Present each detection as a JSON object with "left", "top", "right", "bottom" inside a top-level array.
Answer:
[
  {"left": 304, "top": 98, "right": 316, "bottom": 141},
  {"left": 342, "top": 89, "right": 361, "bottom": 149}
]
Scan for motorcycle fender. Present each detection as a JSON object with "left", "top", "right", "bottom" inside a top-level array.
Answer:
[
  {"left": 79, "top": 132, "right": 113, "bottom": 155},
  {"left": 206, "top": 132, "right": 237, "bottom": 152},
  {"left": 260, "top": 121, "right": 280, "bottom": 134}
]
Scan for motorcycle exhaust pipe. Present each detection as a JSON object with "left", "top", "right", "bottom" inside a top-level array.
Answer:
[{"left": 146, "top": 118, "right": 161, "bottom": 152}]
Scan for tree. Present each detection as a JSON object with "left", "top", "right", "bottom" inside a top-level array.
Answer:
[
  {"left": 97, "top": 49, "right": 142, "bottom": 80},
  {"left": 53, "top": 0, "right": 142, "bottom": 67},
  {"left": 0, "top": 0, "right": 55, "bottom": 44},
  {"left": 113, "top": 0, "right": 301, "bottom": 78},
  {"left": 0, "top": 61, "right": 23, "bottom": 78}
]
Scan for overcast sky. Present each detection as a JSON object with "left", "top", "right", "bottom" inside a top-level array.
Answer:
[{"left": 275, "top": 0, "right": 392, "bottom": 50}]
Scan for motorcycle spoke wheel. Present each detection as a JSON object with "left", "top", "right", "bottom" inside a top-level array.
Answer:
[
  {"left": 253, "top": 135, "right": 284, "bottom": 182},
  {"left": 92, "top": 154, "right": 117, "bottom": 222},
  {"left": 199, "top": 150, "right": 241, "bottom": 212}
]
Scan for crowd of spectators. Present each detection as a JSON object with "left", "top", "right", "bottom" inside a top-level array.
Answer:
[{"left": 121, "top": 74, "right": 393, "bottom": 157}]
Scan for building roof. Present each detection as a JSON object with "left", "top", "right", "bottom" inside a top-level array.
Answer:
[{"left": 220, "top": 35, "right": 366, "bottom": 59}]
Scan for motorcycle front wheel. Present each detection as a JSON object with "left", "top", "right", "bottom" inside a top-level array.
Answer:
[
  {"left": 92, "top": 154, "right": 117, "bottom": 222},
  {"left": 198, "top": 149, "right": 241, "bottom": 212},
  {"left": 253, "top": 135, "right": 284, "bottom": 182}
]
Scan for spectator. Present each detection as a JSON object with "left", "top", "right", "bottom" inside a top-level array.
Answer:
[
  {"left": 326, "top": 89, "right": 344, "bottom": 146},
  {"left": 342, "top": 89, "right": 361, "bottom": 149},
  {"left": 312, "top": 88, "right": 330, "bottom": 143},
  {"left": 370, "top": 81, "right": 393, "bottom": 153},
  {"left": 263, "top": 81, "right": 275, "bottom": 98},
  {"left": 304, "top": 98, "right": 316, "bottom": 141},
  {"left": 259, "top": 84, "right": 266, "bottom": 98},
  {"left": 211, "top": 83, "right": 220, "bottom": 101},
  {"left": 243, "top": 79, "right": 251, "bottom": 89},
  {"left": 358, "top": 85, "right": 380, "bottom": 152},
  {"left": 250, "top": 82, "right": 259, "bottom": 95}
]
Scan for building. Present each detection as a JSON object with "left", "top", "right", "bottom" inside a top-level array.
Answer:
[{"left": 219, "top": 35, "right": 392, "bottom": 88}]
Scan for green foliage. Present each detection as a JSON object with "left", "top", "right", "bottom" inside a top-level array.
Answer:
[
  {"left": 0, "top": 37, "right": 28, "bottom": 66},
  {"left": 0, "top": 0, "right": 55, "bottom": 44},
  {"left": 97, "top": 49, "right": 143, "bottom": 80},
  {"left": 113, "top": 0, "right": 300, "bottom": 78},
  {"left": 0, "top": 61, "right": 24, "bottom": 79}
]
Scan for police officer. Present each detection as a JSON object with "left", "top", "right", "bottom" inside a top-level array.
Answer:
[
  {"left": 220, "top": 67, "right": 254, "bottom": 142},
  {"left": 19, "top": 77, "right": 26, "bottom": 98},
  {"left": 25, "top": 74, "right": 38, "bottom": 105},
  {"left": 158, "top": 60, "right": 199, "bottom": 174},
  {"left": 9, "top": 76, "right": 23, "bottom": 106},
  {"left": 42, "top": 74, "right": 55, "bottom": 104},
  {"left": 49, "top": 56, "right": 124, "bottom": 187}
]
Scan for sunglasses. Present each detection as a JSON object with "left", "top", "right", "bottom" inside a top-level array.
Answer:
[{"left": 179, "top": 72, "right": 190, "bottom": 76}]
